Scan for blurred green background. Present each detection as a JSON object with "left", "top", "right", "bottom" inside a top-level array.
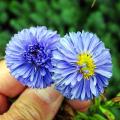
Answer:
[{"left": 0, "top": 0, "right": 120, "bottom": 120}]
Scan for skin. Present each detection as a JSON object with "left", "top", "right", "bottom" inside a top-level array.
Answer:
[{"left": 0, "top": 60, "right": 91, "bottom": 120}]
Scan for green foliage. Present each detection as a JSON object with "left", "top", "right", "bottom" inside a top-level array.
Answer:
[
  {"left": 0, "top": 0, "right": 120, "bottom": 119},
  {"left": 74, "top": 94, "right": 120, "bottom": 120}
]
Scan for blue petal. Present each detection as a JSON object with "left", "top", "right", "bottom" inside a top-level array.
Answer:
[
  {"left": 53, "top": 50, "right": 77, "bottom": 63},
  {"left": 91, "top": 41, "right": 104, "bottom": 57},
  {"left": 69, "top": 32, "right": 82, "bottom": 53},
  {"left": 95, "top": 60, "right": 112, "bottom": 67},
  {"left": 63, "top": 85, "right": 72, "bottom": 98},
  {"left": 87, "top": 34, "right": 100, "bottom": 53},
  {"left": 77, "top": 73, "right": 83, "bottom": 82},
  {"left": 54, "top": 61, "right": 75, "bottom": 69},
  {"left": 58, "top": 46, "right": 77, "bottom": 59},
  {"left": 95, "top": 69, "right": 112, "bottom": 78},
  {"left": 71, "top": 83, "right": 80, "bottom": 99},
  {"left": 97, "top": 64, "right": 112, "bottom": 73},
  {"left": 60, "top": 36, "right": 75, "bottom": 53},
  {"left": 64, "top": 72, "right": 78, "bottom": 85},
  {"left": 94, "top": 49, "right": 111, "bottom": 63},
  {"left": 81, "top": 80, "right": 86, "bottom": 100},
  {"left": 35, "top": 74, "right": 43, "bottom": 88},
  {"left": 98, "top": 75, "right": 109, "bottom": 86},
  {"left": 44, "top": 71, "right": 53, "bottom": 86},
  {"left": 32, "top": 71, "right": 40, "bottom": 88},
  {"left": 93, "top": 76, "right": 97, "bottom": 86},
  {"left": 52, "top": 74, "right": 62, "bottom": 80},
  {"left": 44, "top": 34, "right": 60, "bottom": 50},
  {"left": 85, "top": 80, "right": 91, "bottom": 99},
  {"left": 96, "top": 75, "right": 104, "bottom": 93},
  {"left": 11, "top": 64, "right": 31, "bottom": 77},
  {"left": 76, "top": 32, "right": 84, "bottom": 52},
  {"left": 30, "top": 68, "right": 35, "bottom": 81},
  {"left": 40, "top": 68, "right": 46, "bottom": 76},
  {"left": 90, "top": 78, "right": 97, "bottom": 96},
  {"left": 71, "top": 79, "right": 84, "bottom": 99},
  {"left": 81, "top": 31, "right": 93, "bottom": 52},
  {"left": 22, "top": 66, "right": 34, "bottom": 78}
]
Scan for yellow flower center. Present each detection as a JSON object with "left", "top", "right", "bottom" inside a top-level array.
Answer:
[{"left": 77, "top": 53, "right": 96, "bottom": 79}]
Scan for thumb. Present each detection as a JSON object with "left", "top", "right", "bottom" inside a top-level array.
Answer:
[{"left": 0, "top": 87, "right": 64, "bottom": 120}]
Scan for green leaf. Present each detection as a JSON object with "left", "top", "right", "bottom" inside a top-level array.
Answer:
[
  {"left": 0, "top": 1, "right": 7, "bottom": 11},
  {"left": 74, "top": 112, "right": 88, "bottom": 120},
  {"left": 0, "top": 12, "right": 8, "bottom": 23},
  {"left": 104, "top": 100, "right": 114, "bottom": 107},
  {"left": 9, "top": 1, "right": 21, "bottom": 16},
  {"left": 116, "top": 93, "right": 120, "bottom": 97},
  {"left": 0, "top": 31, "right": 10, "bottom": 56},
  {"left": 99, "top": 106, "right": 115, "bottom": 120},
  {"left": 93, "top": 114, "right": 107, "bottom": 120}
]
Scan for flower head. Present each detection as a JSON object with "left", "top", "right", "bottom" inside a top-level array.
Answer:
[
  {"left": 52, "top": 31, "right": 112, "bottom": 100},
  {"left": 6, "top": 26, "right": 60, "bottom": 88}
]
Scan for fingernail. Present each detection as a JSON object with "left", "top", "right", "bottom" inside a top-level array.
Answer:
[
  {"left": 32, "top": 87, "right": 63, "bottom": 104},
  {"left": 67, "top": 100, "right": 91, "bottom": 112}
]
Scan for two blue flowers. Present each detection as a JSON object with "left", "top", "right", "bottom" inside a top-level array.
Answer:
[{"left": 5, "top": 26, "right": 112, "bottom": 100}]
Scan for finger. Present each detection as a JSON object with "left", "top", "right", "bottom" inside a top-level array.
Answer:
[
  {"left": 0, "top": 87, "right": 64, "bottom": 120},
  {"left": 0, "top": 60, "right": 25, "bottom": 98},
  {"left": 0, "top": 94, "right": 9, "bottom": 114},
  {"left": 67, "top": 100, "right": 91, "bottom": 112}
]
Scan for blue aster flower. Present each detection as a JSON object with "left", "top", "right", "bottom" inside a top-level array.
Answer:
[
  {"left": 5, "top": 26, "right": 60, "bottom": 88},
  {"left": 52, "top": 31, "right": 112, "bottom": 100}
]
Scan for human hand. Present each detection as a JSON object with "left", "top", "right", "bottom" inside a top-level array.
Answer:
[{"left": 0, "top": 60, "right": 91, "bottom": 120}]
